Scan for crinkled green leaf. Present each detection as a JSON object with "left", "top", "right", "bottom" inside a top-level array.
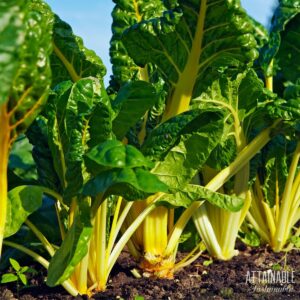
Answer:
[
  {"left": 0, "top": 0, "right": 25, "bottom": 105},
  {"left": 277, "top": 12, "right": 300, "bottom": 83},
  {"left": 2, "top": 0, "right": 53, "bottom": 139},
  {"left": 9, "top": 136, "right": 37, "bottom": 182},
  {"left": 142, "top": 109, "right": 215, "bottom": 160},
  {"left": 85, "top": 140, "right": 154, "bottom": 175},
  {"left": 7, "top": 169, "right": 27, "bottom": 191},
  {"left": 28, "top": 197, "right": 62, "bottom": 245},
  {"left": 123, "top": 0, "right": 258, "bottom": 120},
  {"left": 27, "top": 117, "right": 61, "bottom": 193},
  {"left": 160, "top": 184, "right": 244, "bottom": 211},
  {"left": 284, "top": 80, "right": 300, "bottom": 99},
  {"left": 267, "top": 98, "right": 300, "bottom": 121},
  {"left": 47, "top": 202, "right": 93, "bottom": 287},
  {"left": 192, "top": 70, "right": 278, "bottom": 168},
  {"left": 151, "top": 110, "right": 225, "bottom": 188},
  {"left": 4, "top": 186, "right": 43, "bottom": 238},
  {"left": 51, "top": 15, "right": 106, "bottom": 87},
  {"left": 260, "top": 136, "right": 289, "bottom": 207},
  {"left": 260, "top": 0, "right": 300, "bottom": 78},
  {"left": 83, "top": 167, "right": 169, "bottom": 199},
  {"left": 236, "top": 69, "right": 279, "bottom": 135},
  {"left": 248, "top": 15, "right": 269, "bottom": 49},
  {"left": 112, "top": 81, "right": 159, "bottom": 139},
  {"left": 109, "top": 0, "right": 166, "bottom": 89},
  {"left": 45, "top": 78, "right": 113, "bottom": 202}
]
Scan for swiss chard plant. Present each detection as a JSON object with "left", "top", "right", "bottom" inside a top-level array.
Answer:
[
  {"left": 192, "top": 0, "right": 300, "bottom": 260},
  {"left": 108, "top": 0, "right": 261, "bottom": 273},
  {"left": 245, "top": 0, "right": 300, "bottom": 252},
  {"left": 0, "top": 0, "right": 52, "bottom": 257}
]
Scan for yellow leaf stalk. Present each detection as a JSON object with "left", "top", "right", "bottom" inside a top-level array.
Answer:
[
  {"left": 247, "top": 142, "right": 300, "bottom": 252},
  {"left": 124, "top": 1, "right": 207, "bottom": 271},
  {"left": 0, "top": 104, "right": 10, "bottom": 257}
]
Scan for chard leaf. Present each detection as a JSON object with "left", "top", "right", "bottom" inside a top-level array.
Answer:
[
  {"left": 122, "top": 0, "right": 258, "bottom": 120},
  {"left": 151, "top": 110, "right": 225, "bottom": 188},
  {"left": 284, "top": 80, "right": 300, "bottom": 99},
  {"left": 192, "top": 69, "right": 277, "bottom": 168},
  {"left": 261, "top": 136, "right": 289, "bottom": 207},
  {"left": 46, "top": 77, "right": 113, "bottom": 202},
  {"left": 276, "top": 12, "right": 300, "bottom": 83},
  {"left": 47, "top": 202, "right": 93, "bottom": 287},
  {"left": 160, "top": 184, "right": 244, "bottom": 211},
  {"left": 260, "top": 0, "right": 300, "bottom": 79},
  {"left": 4, "top": 186, "right": 43, "bottom": 238},
  {"left": 110, "top": 0, "right": 166, "bottom": 89},
  {"left": 141, "top": 109, "right": 208, "bottom": 160},
  {"left": 263, "top": 143, "right": 288, "bottom": 207},
  {"left": 1, "top": 0, "right": 53, "bottom": 140},
  {"left": 267, "top": 98, "right": 300, "bottom": 122},
  {"left": 112, "top": 81, "right": 159, "bottom": 139},
  {"left": 247, "top": 16, "right": 269, "bottom": 49},
  {"left": 0, "top": 0, "right": 25, "bottom": 105},
  {"left": 27, "top": 117, "right": 61, "bottom": 193},
  {"left": 83, "top": 167, "right": 169, "bottom": 199},
  {"left": 85, "top": 140, "right": 154, "bottom": 175},
  {"left": 9, "top": 136, "right": 37, "bottom": 183},
  {"left": 51, "top": 15, "right": 106, "bottom": 86},
  {"left": 8, "top": 169, "right": 26, "bottom": 191}
]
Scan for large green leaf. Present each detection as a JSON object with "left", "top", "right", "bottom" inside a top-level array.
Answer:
[
  {"left": 4, "top": 186, "right": 43, "bottom": 238},
  {"left": 277, "top": 13, "right": 300, "bottom": 83},
  {"left": 27, "top": 117, "right": 61, "bottom": 193},
  {"left": 112, "top": 81, "right": 159, "bottom": 139},
  {"left": 85, "top": 140, "right": 154, "bottom": 175},
  {"left": 248, "top": 16, "right": 269, "bottom": 49},
  {"left": 9, "top": 136, "right": 37, "bottom": 182},
  {"left": 0, "top": 1, "right": 25, "bottom": 105},
  {"left": 45, "top": 77, "right": 113, "bottom": 202},
  {"left": 142, "top": 109, "right": 215, "bottom": 160},
  {"left": 109, "top": 0, "right": 166, "bottom": 89},
  {"left": 192, "top": 69, "right": 277, "bottom": 169},
  {"left": 261, "top": 137, "right": 289, "bottom": 207},
  {"left": 122, "top": 0, "right": 258, "bottom": 120},
  {"left": 284, "top": 80, "right": 300, "bottom": 99},
  {"left": 161, "top": 184, "right": 244, "bottom": 211},
  {"left": 83, "top": 167, "right": 169, "bottom": 199},
  {"left": 260, "top": 0, "right": 300, "bottom": 79},
  {"left": 47, "top": 202, "right": 93, "bottom": 287},
  {"left": 1, "top": 0, "right": 53, "bottom": 140},
  {"left": 51, "top": 15, "right": 106, "bottom": 87},
  {"left": 28, "top": 197, "right": 61, "bottom": 245},
  {"left": 151, "top": 110, "right": 225, "bottom": 188}
]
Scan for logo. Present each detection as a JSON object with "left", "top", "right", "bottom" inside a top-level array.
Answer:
[{"left": 245, "top": 270, "right": 295, "bottom": 293}]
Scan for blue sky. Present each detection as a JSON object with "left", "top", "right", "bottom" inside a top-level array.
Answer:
[{"left": 45, "top": 0, "right": 278, "bottom": 85}]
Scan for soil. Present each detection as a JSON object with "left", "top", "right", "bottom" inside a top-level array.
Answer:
[{"left": 0, "top": 244, "right": 299, "bottom": 300}]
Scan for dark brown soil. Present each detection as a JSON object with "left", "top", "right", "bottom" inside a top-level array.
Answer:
[{"left": 0, "top": 245, "right": 299, "bottom": 300}]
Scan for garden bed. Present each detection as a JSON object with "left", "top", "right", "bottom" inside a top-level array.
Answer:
[{"left": 1, "top": 245, "right": 299, "bottom": 300}]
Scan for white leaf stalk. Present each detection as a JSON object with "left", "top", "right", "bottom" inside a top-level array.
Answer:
[{"left": 247, "top": 142, "right": 300, "bottom": 251}]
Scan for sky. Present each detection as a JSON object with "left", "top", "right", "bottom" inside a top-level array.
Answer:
[{"left": 45, "top": 0, "right": 278, "bottom": 85}]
